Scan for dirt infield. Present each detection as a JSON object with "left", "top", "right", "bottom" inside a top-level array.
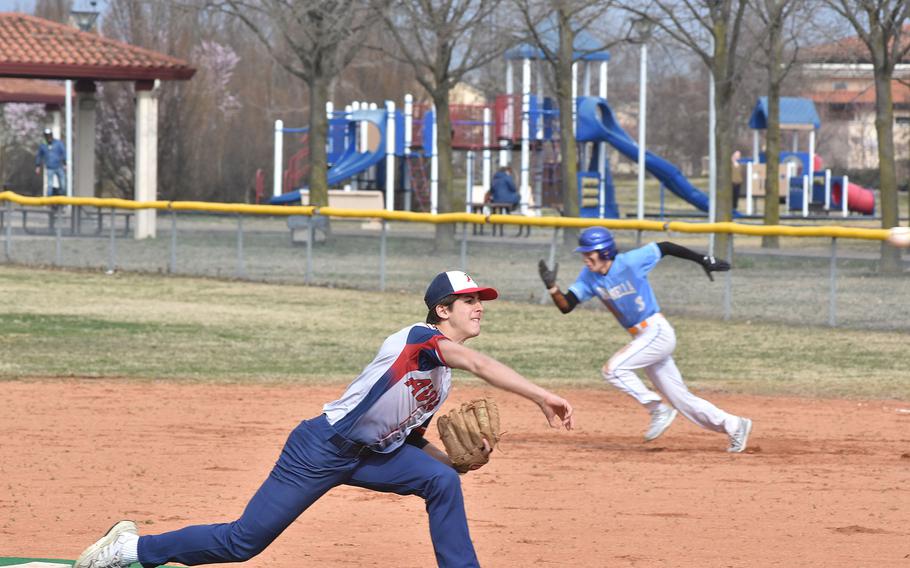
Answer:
[{"left": 2, "top": 380, "right": 909, "bottom": 567}]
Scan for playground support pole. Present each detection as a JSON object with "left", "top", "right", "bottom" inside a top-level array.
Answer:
[
  {"left": 431, "top": 105, "right": 439, "bottom": 214},
  {"left": 404, "top": 94, "right": 414, "bottom": 211},
  {"left": 829, "top": 237, "right": 837, "bottom": 327},
  {"left": 583, "top": 62, "right": 591, "bottom": 97},
  {"left": 343, "top": 105, "right": 353, "bottom": 191},
  {"left": 385, "top": 101, "right": 396, "bottom": 211},
  {"left": 842, "top": 175, "right": 849, "bottom": 217},
  {"left": 636, "top": 41, "right": 648, "bottom": 242},
  {"left": 571, "top": 62, "right": 578, "bottom": 136},
  {"left": 273, "top": 119, "right": 283, "bottom": 198},
  {"left": 808, "top": 129, "right": 816, "bottom": 191},
  {"left": 824, "top": 169, "right": 832, "bottom": 210},
  {"left": 501, "top": 60, "right": 513, "bottom": 167},
  {"left": 802, "top": 175, "right": 809, "bottom": 217},
  {"left": 65, "top": 80, "right": 73, "bottom": 198},
  {"left": 599, "top": 61, "right": 608, "bottom": 100},
  {"left": 520, "top": 58, "right": 531, "bottom": 215},
  {"left": 745, "top": 161, "right": 754, "bottom": 215},
  {"left": 482, "top": 107, "right": 492, "bottom": 191}
]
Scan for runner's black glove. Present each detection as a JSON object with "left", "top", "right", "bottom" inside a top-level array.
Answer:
[
  {"left": 700, "top": 256, "right": 730, "bottom": 282},
  {"left": 538, "top": 259, "right": 559, "bottom": 289}
]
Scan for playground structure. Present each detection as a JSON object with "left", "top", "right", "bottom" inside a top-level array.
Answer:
[
  {"left": 268, "top": 66, "right": 874, "bottom": 222},
  {"left": 742, "top": 97, "right": 875, "bottom": 217}
]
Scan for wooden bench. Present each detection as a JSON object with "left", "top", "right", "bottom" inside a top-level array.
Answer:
[{"left": 287, "top": 189, "right": 384, "bottom": 244}]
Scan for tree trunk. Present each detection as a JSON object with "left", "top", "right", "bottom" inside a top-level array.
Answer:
[
  {"left": 433, "top": 89, "right": 457, "bottom": 252},
  {"left": 873, "top": 68, "right": 901, "bottom": 272},
  {"left": 557, "top": 7, "right": 578, "bottom": 246},
  {"left": 307, "top": 76, "right": 330, "bottom": 207},
  {"left": 762, "top": 14, "right": 783, "bottom": 249},
  {"left": 707, "top": 15, "right": 738, "bottom": 256}
]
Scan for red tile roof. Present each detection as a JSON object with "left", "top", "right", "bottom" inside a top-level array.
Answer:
[
  {"left": 802, "top": 26, "right": 910, "bottom": 64},
  {"left": 0, "top": 13, "right": 195, "bottom": 81},
  {"left": 804, "top": 80, "right": 910, "bottom": 105},
  {"left": 0, "top": 77, "right": 66, "bottom": 104}
]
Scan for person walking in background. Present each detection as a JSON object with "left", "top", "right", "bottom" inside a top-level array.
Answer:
[
  {"left": 489, "top": 166, "right": 519, "bottom": 210},
  {"left": 537, "top": 226, "right": 753, "bottom": 453},
  {"left": 35, "top": 128, "right": 66, "bottom": 197},
  {"left": 731, "top": 150, "right": 743, "bottom": 212},
  {"left": 72, "top": 270, "right": 575, "bottom": 568}
]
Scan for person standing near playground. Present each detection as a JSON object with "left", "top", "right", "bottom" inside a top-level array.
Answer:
[
  {"left": 34, "top": 128, "right": 66, "bottom": 196},
  {"left": 73, "top": 270, "right": 575, "bottom": 568},
  {"left": 489, "top": 165, "right": 519, "bottom": 210},
  {"left": 537, "top": 227, "right": 752, "bottom": 453},
  {"left": 731, "top": 150, "right": 744, "bottom": 212}
]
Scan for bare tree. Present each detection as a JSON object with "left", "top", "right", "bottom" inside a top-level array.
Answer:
[
  {"left": 513, "top": 1, "right": 616, "bottom": 243},
  {"left": 622, "top": 0, "right": 750, "bottom": 253},
  {"left": 212, "top": 1, "right": 372, "bottom": 206},
  {"left": 750, "top": 0, "right": 806, "bottom": 249},
  {"left": 822, "top": 0, "right": 910, "bottom": 272},
  {"left": 375, "top": 0, "right": 514, "bottom": 250}
]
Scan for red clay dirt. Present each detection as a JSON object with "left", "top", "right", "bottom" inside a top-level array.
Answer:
[{"left": 2, "top": 380, "right": 909, "bottom": 567}]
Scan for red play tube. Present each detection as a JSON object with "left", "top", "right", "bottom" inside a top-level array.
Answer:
[{"left": 830, "top": 180, "right": 875, "bottom": 215}]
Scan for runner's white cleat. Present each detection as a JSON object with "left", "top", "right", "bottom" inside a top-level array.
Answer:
[
  {"left": 644, "top": 405, "right": 678, "bottom": 442},
  {"left": 73, "top": 520, "right": 139, "bottom": 568},
  {"left": 727, "top": 417, "right": 753, "bottom": 453}
]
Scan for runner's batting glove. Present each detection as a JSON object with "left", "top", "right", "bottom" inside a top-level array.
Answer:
[
  {"left": 700, "top": 256, "right": 731, "bottom": 282},
  {"left": 538, "top": 259, "right": 558, "bottom": 289}
]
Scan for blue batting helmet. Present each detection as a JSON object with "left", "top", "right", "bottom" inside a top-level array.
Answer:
[{"left": 575, "top": 227, "right": 617, "bottom": 260}]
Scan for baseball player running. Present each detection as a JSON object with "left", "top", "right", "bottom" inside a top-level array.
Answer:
[
  {"left": 538, "top": 227, "right": 752, "bottom": 452},
  {"left": 74, "top": 270, "right": 574, "bottom": 568}
]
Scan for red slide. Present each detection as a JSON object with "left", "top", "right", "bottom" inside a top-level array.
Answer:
[{"left": 830, "top": 179, "right": 875, "bottom": 215}]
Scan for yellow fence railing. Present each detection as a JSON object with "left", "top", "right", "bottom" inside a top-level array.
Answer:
[{"left": 0, "top": 191, "right": 892, "bottom": 242}]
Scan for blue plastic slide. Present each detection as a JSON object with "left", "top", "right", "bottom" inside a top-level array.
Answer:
[
  {"left": 270, "top": 109, "right": 388, "bottom": 205},
  {"left": 576, "top": 96, "right": 712, "bottom": 213}
]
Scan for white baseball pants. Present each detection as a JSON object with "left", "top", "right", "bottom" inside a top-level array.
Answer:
[{"left": 602, "top": 314, "right": 740, "bottom": 435}]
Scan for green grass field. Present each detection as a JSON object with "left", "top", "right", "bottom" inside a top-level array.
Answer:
[{"left": 1, "top": 265, "right": 906, "bottom": 399}]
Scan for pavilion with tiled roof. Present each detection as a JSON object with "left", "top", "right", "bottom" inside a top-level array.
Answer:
[{"left": 0, "top": 12, "right": 195, "bottom": 238}]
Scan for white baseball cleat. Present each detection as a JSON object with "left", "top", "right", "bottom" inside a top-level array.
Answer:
[
  {"left": 644, "top": 404, "right": 678, "bottom": 442},
  {"left": 727, "top": 417, "right": 753, "bottom": 453},
  {"left": 73, "top": 520, "right": 138, "bottom": 568}
]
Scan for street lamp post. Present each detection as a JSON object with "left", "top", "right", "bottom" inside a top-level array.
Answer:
[{"left": 629, "top": 17, "right": 653, "bottom": 244}]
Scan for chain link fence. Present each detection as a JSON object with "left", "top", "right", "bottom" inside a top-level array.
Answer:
[{"left": 2, "top": 201, "right": 908, "bottom": 332}]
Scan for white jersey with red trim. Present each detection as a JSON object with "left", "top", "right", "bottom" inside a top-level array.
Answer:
[{"left": 323, "top": 323, "right": 451, "bottom": 453}]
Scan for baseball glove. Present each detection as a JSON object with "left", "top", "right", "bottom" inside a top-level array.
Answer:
[
  {"left": 700, "top": 255, "right": 731, "bottom": 281},
  {"left": 436, "top": 398, "right": 501, "bottom": 474}
]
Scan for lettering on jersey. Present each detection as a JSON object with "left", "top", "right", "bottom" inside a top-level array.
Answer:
[
  {"left": 596, "top": 280, "right": 638, "bottom": 302},
  {"left": 405, "top": 377, "right": 441, "bottom": 412}
]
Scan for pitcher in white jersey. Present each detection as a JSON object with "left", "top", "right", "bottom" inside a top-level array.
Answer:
[
  {"left": 539, "top": 227, "right": 752, "bottom": 453},
  {"left": 74, "top": 270, "right": 575, "bottom": 568}
]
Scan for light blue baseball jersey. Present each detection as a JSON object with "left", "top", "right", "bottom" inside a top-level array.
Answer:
[{"left": 568, "top": 242, "right": 662, "bottom": 329}]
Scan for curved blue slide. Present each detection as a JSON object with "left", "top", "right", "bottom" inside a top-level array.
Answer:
[
  {"left": 270, "top": 109, "right": 388, "bottom": 205},
  {"left": 576, "top": 96, "right": 711, "bottom": 213}
]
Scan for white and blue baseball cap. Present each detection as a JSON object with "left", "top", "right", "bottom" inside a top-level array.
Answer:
[{"left": 424, "top": 270, "right": 498, "bottom": 309}]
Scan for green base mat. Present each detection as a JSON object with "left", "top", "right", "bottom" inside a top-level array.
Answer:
[{"left": 0, "top": 558, "right": 179, "bottom": 567}]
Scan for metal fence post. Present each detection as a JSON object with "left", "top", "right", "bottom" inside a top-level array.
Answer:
[
  {"left": 236, "top": 214, "right": 246, "bottom": 278},
  {"left": 54, "top": 208, "right": 62, "bottom": 266},
  {"left": 460, "top": 222, "right": 468, "bottom": 272},
  {"left": 168, "top": 209, "right": 177, "bottom": 274},
  {"left": 4, "top": 201, "right": 12, "bottom": 260},
  {"left": 107, "top": 208, "right": 117, "bottom": 273},
  {"left": 829, "top": 237, "right": 837, "bottom": 327},
  {"left": 723, "top": 233, "right": 733, "bottom": 321},
  {"left": 305, "top": 215, "right": 314, "bottom": 284},
  {"left": 380, "top": 219, "right": 388, "bottom": 292}
]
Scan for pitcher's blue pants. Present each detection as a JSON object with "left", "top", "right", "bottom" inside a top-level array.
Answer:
[{"left": 137, "top": 415, "right": 478, "bottom": 568}]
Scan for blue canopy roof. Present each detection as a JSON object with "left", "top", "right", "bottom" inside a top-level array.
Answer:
[
  {"left": 748, "top": 97, "right": 820, "bottom": 130},
  {"left": 505, "top": 19, "right": 610, "bottom": 62}
]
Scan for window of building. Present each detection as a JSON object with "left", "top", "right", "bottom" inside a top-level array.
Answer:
[{"left": 833, "top": 81, "right": 848, "bottom": 90}]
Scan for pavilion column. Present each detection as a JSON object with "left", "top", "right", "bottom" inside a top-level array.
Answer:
[
  {"left": 74, "top": 80, "right": 96, "bottom": 198},
  {"left": 134, "top": 80, "right": 158, "bottom": 239}
]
